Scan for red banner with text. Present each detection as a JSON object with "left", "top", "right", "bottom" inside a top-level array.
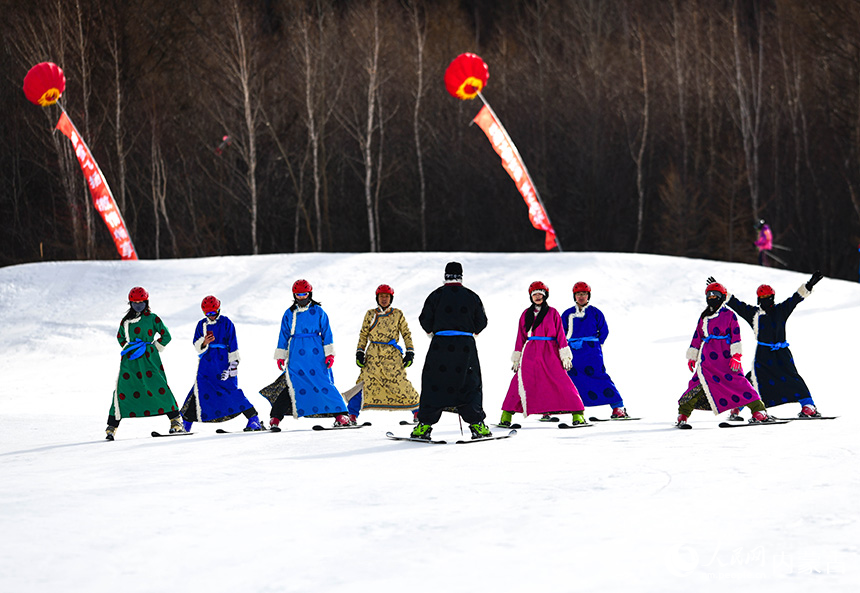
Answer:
[
  {"left": 56, "top": 111, "right": 138, "bottom": 260},
  {"left": 472, "top": 105, "right": 557, "bottom": 250}
]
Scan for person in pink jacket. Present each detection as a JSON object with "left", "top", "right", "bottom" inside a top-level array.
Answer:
[
  {"left": 754, "top": 219, "right": 773, "bottom": 266},
  {"left": 498, "top": 281, "right": 586, "bottom": 428}
]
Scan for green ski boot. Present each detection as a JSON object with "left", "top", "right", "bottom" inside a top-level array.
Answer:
[{"left": 410, "top": 423, "right": 433, "bottom": 440}]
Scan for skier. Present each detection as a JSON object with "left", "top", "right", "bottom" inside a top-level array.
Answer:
[
  {"left": 709, "top": 271, "right": 824, "bottom": 418},
  {"left": 105, "top": 287, "right": 184, "bottom": 440},
  {"left": 347, "top": 284, "right": 420, "bottom": 424},
  {"left": 498, "top": 281, "right": 585, "bottom": 428},
  {"left": 754, "top": 219, "right": 773, "bottom": 267},
  {"left": 411, "top": 262, "right": 491, "bottom": 440},
  {"left": 259, "top": 279, "right": 349, "bottom": 431},
  {"left": 560, "top": 281, "right": 628, "bottom": 419},
  {"left": 180, "top": 296, "right": 263, "bottom": 432},
  {"left": 677, "top": 282, "right": 774, "bottom": 427}
]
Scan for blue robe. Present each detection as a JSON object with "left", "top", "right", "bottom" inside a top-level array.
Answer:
[
  {"left": 269, "top": 304, "right": 346, "bottom": 418},
  {"left": 727, "top": 286, "right": 813, "bottom": 409},
  {"left": 560, "top": 304, "right": 623, "bottom": 408},
  {"left": 181, "top": 315, "right": 253, "bottom": 422}
]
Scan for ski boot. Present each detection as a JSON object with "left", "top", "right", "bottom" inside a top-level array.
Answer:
[
  {"left": 348, "top": 414, "right": 358, "bottom": 426},
  {"left": 611, "top": 407, "right": 629, "bottom": 419},
  {"left": 410, "top": 423, "right": 433, "bottom": 440},
  {"left": 169, "top": 416, "right": 187, "bottom": 434},
  {"left": 333, "top": 414, "right": 350, "bottom": 427},
  {"left": 727, "top": 408, "right": 744, "bottom": 422},
  {"left": 570, "top": 412, "right": 587, "bottom": 426},
  {"left": 799, "top": 405, "right": 821, "bottom": 418},
  {"left": 269, "top": 417, "right": 282, "bottom": 432},
  {"left": 750, "top": 410, "right": 775, "bottom": 424},
  {"left": 676, "top": 414, "right": 689, "bottom": 428},
  {"left": 105, "top": 425, "right": 117, "bottom": 441},
  {"left": 468, "top": 421, "right": 492, "bottom": 439},
  {"left": 244, "top": 415, "right": 263, "bottom": 431},
  {"left": 539, "top": 414, "right": 556, "bottom": 422},
  {"left": 497, "top": 411, "right": 514, "bottom": 428}
]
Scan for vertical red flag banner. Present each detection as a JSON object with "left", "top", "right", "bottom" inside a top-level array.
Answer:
[
  {"left": 472, "top": 104, "right": 558, "bottom": 251},
  {"left": 55, "top": 111, "right": 138, "bottom": 260}
]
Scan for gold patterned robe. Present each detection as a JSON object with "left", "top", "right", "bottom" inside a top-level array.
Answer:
[{"left": 353, "top": 307, "right": 419, "bottom": 410}]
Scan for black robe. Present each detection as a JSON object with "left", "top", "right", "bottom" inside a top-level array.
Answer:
[
  {"left": 417, "top": 283, "right": 489, "bottom": 423},
  {"left": 727, "top": 290, "right": 812, "bottom": 408}
]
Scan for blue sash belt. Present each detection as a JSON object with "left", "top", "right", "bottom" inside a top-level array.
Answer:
[
  {"left": 527, "top": 337, "right": 554, "bottom": 341},
  {"left": 703, "top": 335, "right": 730, "bottom": 344},
  {"left": 435, "top": 330, "right": 473, "bottom": 337},
  {"left": 121, "top": 339, "right": 152, "bottom": 360},
  {"left": 372, "top": 339, "right": 404, "bottom": 354},
  {"left": 758, "top": 341, "right": 789, "bottom": 351},
  {"left": 568, "top": 337, "right": 599, "bottom": 350},
  {"left": 199, "top": 343, "right": 227, "bottom": 359}
]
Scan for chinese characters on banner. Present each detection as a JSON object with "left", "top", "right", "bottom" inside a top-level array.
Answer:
[
  {"left": 55, "top": 111, "right": 138, "bottom": 260},
  {"left": 472, "top": 105, "right": 558, "bottom": 251}
]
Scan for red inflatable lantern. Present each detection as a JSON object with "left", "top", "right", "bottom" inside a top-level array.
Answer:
[
  {"left": 23, "top": 62, "right": 66, "bottom": 107},
  {"left": 444, "top": 53, "right": 489, "bottom": 101}
]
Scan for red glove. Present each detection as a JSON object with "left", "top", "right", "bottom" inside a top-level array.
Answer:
[
  {"left": 730, "top": 353, "right": 742, "bottom": 372},
  {"left": 277, "top": 359, "right": 285, "bottom": 371},
  {"left": 325, "top": 355, "right": 335, "bottom": 369},
  {"left": 688, "top": 359, "right": 696, "bottom": 372}
]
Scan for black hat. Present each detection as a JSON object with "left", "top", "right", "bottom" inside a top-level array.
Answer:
[{"left": 444, "top": 262, "right": 463, "bottom": 282}]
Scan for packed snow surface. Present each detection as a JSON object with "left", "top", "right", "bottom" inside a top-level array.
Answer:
[{"left": 1, "top": 252, "right": 857, "bottom": 592}]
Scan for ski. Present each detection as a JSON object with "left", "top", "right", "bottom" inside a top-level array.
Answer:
[
  {"left": 588, "top": 416, "right": 641, "bottom": 422},
  {"left": 455, "top": 430, "right": 517, "bottom": 444},
  {"left": 773, "top": 416, "right": 839, "bottom": 421},
  {"left": 312, "top": 422, "right": 372, "bottom": 431},
  {"left": 492, "top": 423, "right": 522, "bottom": 429},
  {"left": 215, "top": 428, "right": 270, "bottom": 434},
  {"left": 151, "top": 431, "right": 193, "bottom": 437},
  {"left": 718, "top": 420, "right": 790, "bottom": 428},
  {"left": 385, "top": 431, "right": 447, "bottom": 445},
  {"left": 539, "top": 416, "right": 560, "bottom": 423},
  {"left": 675, "top": 423, "right": 693, "bottom": 430},
  {"left": 557, "top": 423, "right": 595, "bottom": 430},
  {"left": 398, "top": 420, "right": 419, "bottom": 426}
]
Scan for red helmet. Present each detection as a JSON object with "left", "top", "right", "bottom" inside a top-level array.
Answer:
[
  {"left": 572, "top": 281, "right": 591, "bottom": 294},
  {"left": 528, "top": 281, "right": 548, "bottom": 297},
  {"left": 705, "top": 282, "right": 727, "bottom": 296},
  {"left": 292, "top": 279, "right": 313, "bottom": 294},
  {"left": 128, "top": 286, "right": 149, "bottom": 302},
  {"left": 756, "top": 284, "right": 775, "bottom": 298},
  {"left": 201, "top": 295, "right": 221, "bottom": 314},
  {"left": 376, "top": 284, "right": 394, "bottom": 296}
]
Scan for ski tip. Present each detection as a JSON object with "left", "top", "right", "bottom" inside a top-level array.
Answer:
[{"left": 676, "top": 423, "right": 692, "bottom": 430}]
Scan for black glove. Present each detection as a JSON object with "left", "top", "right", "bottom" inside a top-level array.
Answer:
[
  {"left": 706, "top": 276, "right": 717, "bottom": 285},
  {"left": 355, "top": 350, "right": 366, "bottom": 368},
  {"left": 403, "top": 351, "right": 414, "bottom": 368},
  {"left": 806, "top": 270, "right": 823, "bottom": 290}
]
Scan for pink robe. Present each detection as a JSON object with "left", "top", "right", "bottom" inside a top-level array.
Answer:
[
  {"left": 501, "top": 306, "right": 584, "bottom": 416},
  {"left": 680, "top": 306, "right": 762, "bottom": 414}
]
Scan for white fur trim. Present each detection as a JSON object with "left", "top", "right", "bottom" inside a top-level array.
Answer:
[
  {"left": 730, "top": 342, "right": 742, "bottom": 356},
  {"left": 426, "top": 332, "right": 434, "bottom": 339},
  {"left": 559, "top": 345, "right": 572, "bottom": 361},
  {"left": 797, "top": 283, "right": 811, "bottom": 298},
  {"left": 229, "top": 349, "right": 240, "bottom": 363},
  {"left": 324, "top": 343, "right": 335, "bottom": 357},
  {"left": 193, "top": 335, "right": 207, "bottom": 354},
  {"left": 154, "top": 341, "right": 166, "bottom": 352},
  {"left": 686, "top": 347, "right": 699, "bottom": 361},
  {"left": 511, "top": 351, "right": 522, "bottom": 364},
  {"left": 515, "top": 341, "right": 530, "bottom": 416},
  {"left": 274, "top": 348, "right": 288, "bottom": 360}
]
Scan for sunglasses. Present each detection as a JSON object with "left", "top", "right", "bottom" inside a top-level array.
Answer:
[{"left": 294, "top": 292, "right": 309, "bottom": 298}]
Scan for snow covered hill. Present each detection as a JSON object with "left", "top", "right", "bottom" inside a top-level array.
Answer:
[{"left": 1, "top": 252, "right": 857, "bottom": 592}]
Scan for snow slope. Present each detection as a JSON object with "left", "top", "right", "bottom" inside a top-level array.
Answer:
[{"left": 1, "top": 252, "right": 857, "bottom": 593}]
